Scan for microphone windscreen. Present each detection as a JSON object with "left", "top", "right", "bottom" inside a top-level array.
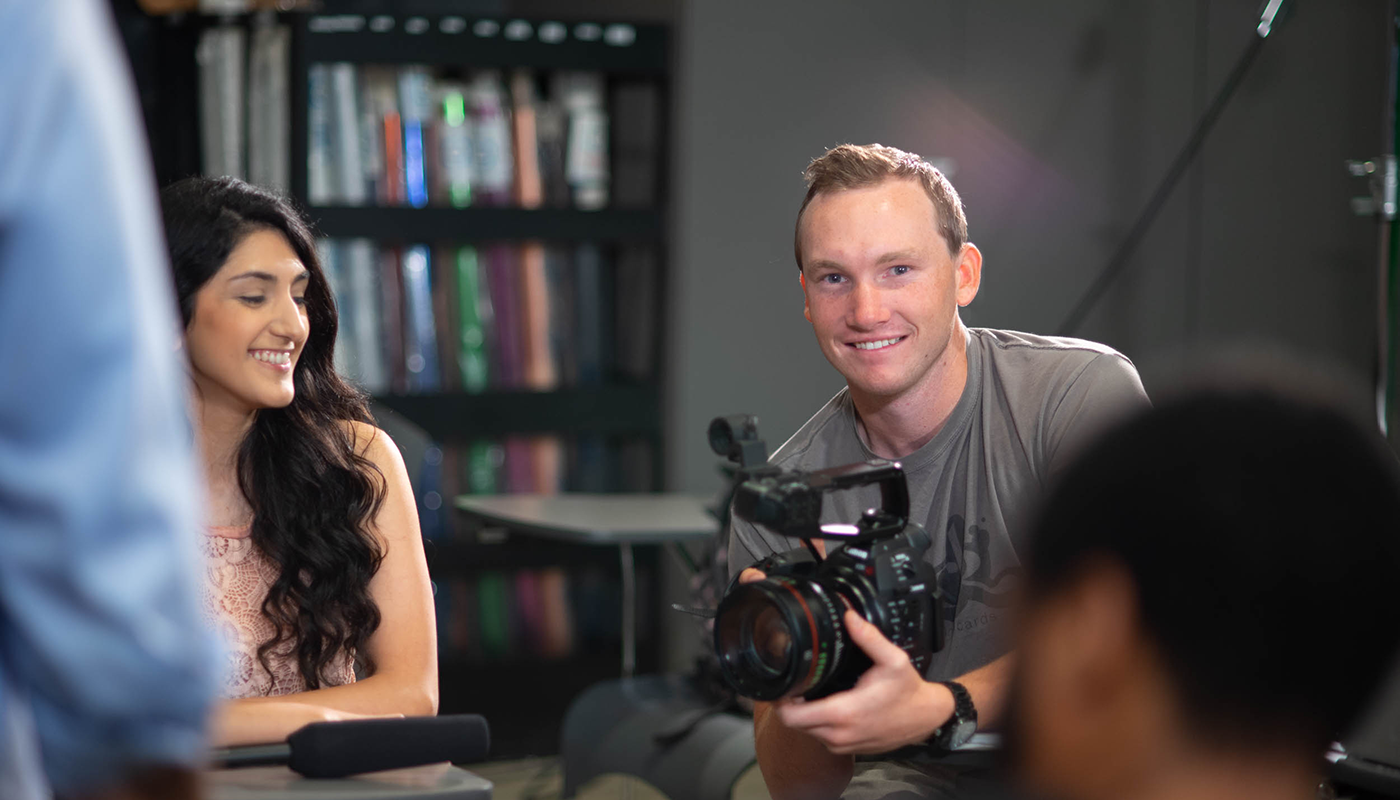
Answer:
[{"left": 287, "top": 714, "right": 490, "bottom": 778}]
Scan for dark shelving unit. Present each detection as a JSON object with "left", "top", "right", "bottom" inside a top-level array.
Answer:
[
  {"left": 308, "top": 206, "right": 665, "bottom": 242},
  {"left": 291, "top": 3, "right": 674, "bottom": 760},
  {"left": 373, "top": 385, "right": 660, "bottom": 441},
  {"left": 301, "top": 16, "right": 667, "bottom": 75}
]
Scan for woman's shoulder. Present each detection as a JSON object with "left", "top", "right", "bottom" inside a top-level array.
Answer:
[{"left": 340, "top": 420, "right": 406, "bottom": 470}]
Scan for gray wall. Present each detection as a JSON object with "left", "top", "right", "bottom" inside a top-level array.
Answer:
[{"left": 665, "top": 0, "right": 1390, "bottom": 494}]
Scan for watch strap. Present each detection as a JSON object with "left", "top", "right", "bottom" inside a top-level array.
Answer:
[{"left": 928, "top": 680, "right": 977, "bottom": 750}]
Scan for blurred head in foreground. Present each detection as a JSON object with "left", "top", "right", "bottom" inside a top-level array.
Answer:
[{"left": 1012, "top": 381, "right": 1400, "bottom": 800}]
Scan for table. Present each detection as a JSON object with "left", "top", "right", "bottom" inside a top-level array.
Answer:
[
  {"left": 207, "top": 763, "right": 492, "bottom": 800},
  {"left": 455, "top": 493, "right": 717, "bottom": 676}
]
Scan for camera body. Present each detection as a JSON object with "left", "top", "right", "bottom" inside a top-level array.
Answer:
[{"left": 709, "top": 415, "right": 945, "bottom": 701}]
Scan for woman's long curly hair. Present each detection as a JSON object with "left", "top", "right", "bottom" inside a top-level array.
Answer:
[{"left": 161, "top": 176, "right": 385, "bottom": 689}]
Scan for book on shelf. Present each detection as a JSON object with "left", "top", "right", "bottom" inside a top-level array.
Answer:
[
  {"left": 306, "top": 63, "right": 333, "bottom": 203},
  {"left": 417, "top": 444, "right": 446, "bottom": 541},
  {"left": 398, "top": 67, "right": 432, "bottom": 209},
  {"left": 305, "top": 62, "right": 654, "bottom": 212},
  {"left": 435, "top": 82, "right": 474, "bottom": 208},
  {"left": 378, "top": 246, "right": 408, "bottom": 393},
  {"left": 610, "top": 81, "right": 660, "bottom": 208},
  {"left": 614, "top": 246, "right": 658, "bottom": 382},
  {"left": 247, "top": 18, "right": 290, "bottom": 192},
  {"left": 469, "top": 71, "right": 514, "bottom": 207},
  {"left": 362, "top": 65, "right": 405, "bottom": 206},
  {"left": 556, "top": 71, "right": 609, "bottom": 210},
  {"left": 431, "top": 245, "right": 462, "bottom": 392},
  {"left": 402, "top": 244, "right": 441, "bottom": 392},
  {"left": 343, "top": 239, "right": 388, "bottom": 393},
  {"left": 574, "top": 242, "right": 610, "bottom": 386},
  {"left": 321, "top": 236, "right": 662, "bottom": 400},
  {"left": 483, "top": 243, "right": 524, "bottom": 389},
  {"left": 328, "top": 62, "right": 367, "bottom": 205},
  {"left": 455, "top": 246, "right": 491, "bottom": 393},
  {"left": 197, "top": 24, "right": 246, "bottom": 180}
]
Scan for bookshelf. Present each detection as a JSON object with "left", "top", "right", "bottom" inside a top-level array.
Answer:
[
  {"left": 115, "top": 0, "right": 676, "bottom": 760},
  {"left": 294, "top": 6, "right": 673, "bottom": 759}
]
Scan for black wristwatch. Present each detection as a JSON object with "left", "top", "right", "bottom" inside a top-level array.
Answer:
[{"left": 928, "top": 680, "right": 978, "bottom": 750}]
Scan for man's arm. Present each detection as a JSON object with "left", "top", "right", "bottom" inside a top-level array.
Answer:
[{"left": 0, "top": 0, "right": 217, "bottom": 795}]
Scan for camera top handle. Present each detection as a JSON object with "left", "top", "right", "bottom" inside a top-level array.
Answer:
[
  {"left": 710, "top": 414, "right": 912, "bottom": 543},
  {"left": 732, "top": 459, "right": 911, "bottom": 542}
]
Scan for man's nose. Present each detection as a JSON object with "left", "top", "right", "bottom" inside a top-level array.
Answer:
[{"left": 848, "top": 282, "right": 890, "bottom": 329}]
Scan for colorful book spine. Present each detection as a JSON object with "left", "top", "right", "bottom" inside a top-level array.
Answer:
[
  {"left": 556, "top": 71, "right": 609, "bottom": 209},
  {"left": 418, "top": 444, "right": 445, "bottom": 541},
  {"left": 465, "top": 441, "right": 501, "bottom": 494},
  {"left": 484, "top": 243, "right": 523, "bottom": 388},
  {"left": 537, "top": 567, "right": 575, "bottom": 659},
  {"left": 398, "top": 67, "right": 431, "bottom": 209},
  {"left": 469, "top": 72, "right": 514, "bottom": 207},
  {"left": 574, "top": 242, "right": 608, "bottom": 385},
  {"left": 455, "top": 246, "right": 491, "bottom": 393},
  {"left": 379, "top": 247, "right": 407, "bottom": 393},
  {"left": 477, "top": 571, "right": 512, "bottom": 660},
  {"left": 328, "top": 62, "right": 367, "bottom": 205},
  {"left": 305, "top": 62, "right": 332, "bottom": 203},
  {"left": 248, "top": 19, "right": 290, "bottom": 193},
  {"left": 401, "top": 244, "right": 441, "bottom": 392},
  {"left": 344, "top": 239, "right": 388, "bottom": 393},
  {"left": 432, "top": 244, "right": 461, "bottom": 391},
  {"left": 362, "top": 66, "right": 405, "bottom": 206},
  {"left": 510, "top": 70, "right": 543, "bottom": 209},
  {"left": 438, "top": 83, "right": 474, "bottom": 208}
]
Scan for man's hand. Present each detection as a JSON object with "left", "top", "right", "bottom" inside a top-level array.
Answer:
[{"left": 776, "top": 610, "right": 954, "bottom": 755}]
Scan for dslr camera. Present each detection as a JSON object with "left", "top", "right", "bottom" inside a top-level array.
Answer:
[{"left": 709, "top": 415, "right": 944, "bottom": 702}]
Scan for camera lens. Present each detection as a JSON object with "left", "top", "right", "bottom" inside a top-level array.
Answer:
[
  {"left": 749, "top": 605, "right": 793, "bottom": 674},
  {"left": 714, "top": 577, "right": 850, "bottom": 700}
]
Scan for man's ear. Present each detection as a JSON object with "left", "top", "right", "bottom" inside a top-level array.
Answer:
[
  {"left": 1066, "top": 561, "right": 1139, "bottom": 706},
  {"left": 955, "top": 243, "right": 983, "bottom": 308},
  {"left": 800, "top": 270, "right": 812, "bottom": 323}
]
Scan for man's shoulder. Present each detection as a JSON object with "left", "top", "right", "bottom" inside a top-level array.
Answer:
[
  {"left": 972, "top": 327, "right": 1141, "bottom": 392},
  {"left": 972, "top": 327, "right": 1132, "bottom": 371},
  {"left": 767, "top": 387, "right": 856, "bottom": 468}
]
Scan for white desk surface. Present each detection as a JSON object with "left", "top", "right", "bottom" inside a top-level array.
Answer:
[{"left": 454, "top": 493, "right": 717, "bottom": 544}]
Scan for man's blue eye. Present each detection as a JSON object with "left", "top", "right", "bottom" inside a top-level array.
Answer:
[
  {"left": 821, "top": 274, "right": 844, "bottom": 284},
  {"left": 891, "top": 265, "right": 911, "bottom": 276}
]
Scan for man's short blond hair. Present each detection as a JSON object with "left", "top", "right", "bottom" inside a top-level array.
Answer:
[{"left": 794, "top": 143, "right": 968, "bottom": 269}]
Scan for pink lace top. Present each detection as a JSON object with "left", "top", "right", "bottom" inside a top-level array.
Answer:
[{"left": 199, "top": 525, "right": 356, "bottom": 698}]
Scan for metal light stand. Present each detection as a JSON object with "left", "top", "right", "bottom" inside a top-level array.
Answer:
[
  {"left": 1349, "top": 2, "right": 1400, "bottom": 444},
  {"left": 1058, "top": 0, "right": 1292, "bottom": 336}
]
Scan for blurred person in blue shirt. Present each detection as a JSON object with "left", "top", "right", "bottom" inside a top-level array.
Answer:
[{"left": 0, "top": 0, "right": 219, "bottom": 797}]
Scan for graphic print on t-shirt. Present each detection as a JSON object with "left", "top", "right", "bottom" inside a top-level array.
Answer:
[{"left": 937, "top": 514, "right": 1021, "bottom": 628}]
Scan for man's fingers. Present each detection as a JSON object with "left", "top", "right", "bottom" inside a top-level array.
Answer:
[
  {"left": 843, "top": 610, "right": 912, "bottom": 667},
  {"left": 776, "top": 690, "right": 854, "bottom": 730},
  {"left": 739, "top": 568, "right": 767, "bottom": 585}
]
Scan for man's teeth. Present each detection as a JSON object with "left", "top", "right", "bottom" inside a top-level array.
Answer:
[
  {"left": 252, "top": 351, "right": 292, "bottom": 365},
  {"left": 853, "top": 337, "right": 902, "bottom": 351}
]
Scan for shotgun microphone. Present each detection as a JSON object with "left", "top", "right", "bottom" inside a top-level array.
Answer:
[{"left": 210, "top": 714, "right": 491, "bottom": 778}]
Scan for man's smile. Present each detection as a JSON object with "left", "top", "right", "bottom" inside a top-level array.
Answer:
[{"left": 849, "top": 336, "right": 907, "bottom": 351}]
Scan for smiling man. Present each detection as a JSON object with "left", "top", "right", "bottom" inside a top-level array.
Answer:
[{"left": 727, "top": 143, "right": 1150, "bottom": 799}]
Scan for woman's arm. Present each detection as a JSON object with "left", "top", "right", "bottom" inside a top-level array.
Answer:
[{"left": 210, "top": 423, "right": 438, "bottom": 746}]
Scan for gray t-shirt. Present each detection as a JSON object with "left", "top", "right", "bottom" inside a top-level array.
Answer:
[{"left": 728, "top": 328, "right": 1150, "bottom": 682}]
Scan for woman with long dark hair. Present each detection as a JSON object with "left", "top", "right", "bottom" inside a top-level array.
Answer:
[{"left": 161, "top": 176, "right": 436, "bottom": 745}]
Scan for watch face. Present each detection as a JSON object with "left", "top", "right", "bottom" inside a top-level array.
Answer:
[{"left": 948, "top": 719, "right": 978, "bottom": 749}]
